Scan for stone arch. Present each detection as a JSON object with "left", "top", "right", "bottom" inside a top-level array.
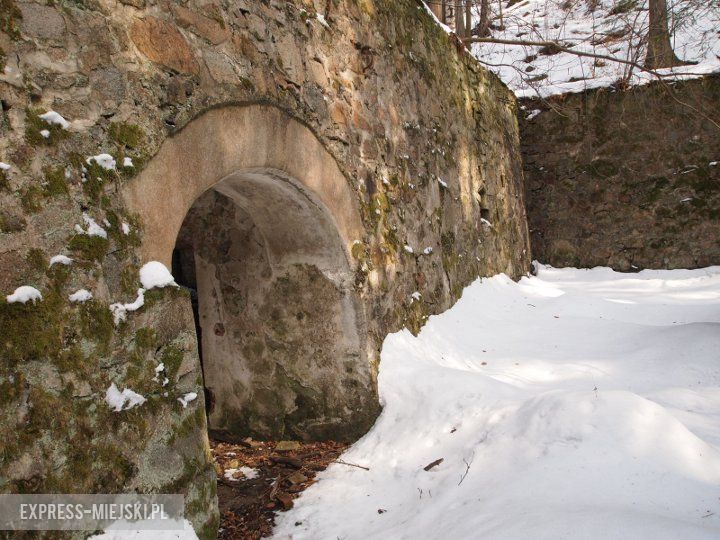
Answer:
[{"left": 123, "top": 104, "right": 378, "bottom": 441}]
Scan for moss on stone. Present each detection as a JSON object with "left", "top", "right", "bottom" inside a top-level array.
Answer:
[
  {"left": 169, "top": 406, "right": 205, "bottom": 445},
  {"left": 68, "top": 234, "right": 109, "bottom": 262},
  {"left": 161, "top": 344, "right": 184, "bottom": 380},
  {"left": 351, "top": 240, "right": 366, "bottom": 260},
  {"left": 0, "top": 210, "right": 26, "bottom": 233},
  {"left": 79, "top": 299, "right": 114, "bottom": 353},
  {"left": 83, "top": 159, "right": 117, "bottom": 202},
  {"left": 0, "top": 0, "right": 21, "bottom": 40},
  {"left": 134, "top": 327, "right": 157, "bottom": 351},
  {"left": 109, "top": 122, "right": 144, "bottom": 149},
  {"left": 25, "top": 108, "right": 68, "bottom": 146},
  {"left": 46, "top": 260, "right": 72, "bottom": 289},
  {"left": 20, "top": 185, "right": 44, "bottom": 213},
  {"left": 0, "top": 289, "right": 63, "bottom": 365},
  {"left": 143, "top": 286, "right": 188, "bottom": 309},
  {"left": 106, "top": 210, "right": 142, "bottom": 249},
  {"left": 26, "top": 248, "right": 46, "bottom": 273},
  {"left": 42, "top": 166, "right": 69, "bottom": 197}
]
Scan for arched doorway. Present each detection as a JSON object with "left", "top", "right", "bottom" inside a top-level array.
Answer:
[{"left": 123, "top": 105, "right": 378, "bottom": 443}]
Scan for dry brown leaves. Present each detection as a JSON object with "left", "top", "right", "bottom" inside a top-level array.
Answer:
[{"left": 212, "top": 439, "right": 347, "bottom": 540}]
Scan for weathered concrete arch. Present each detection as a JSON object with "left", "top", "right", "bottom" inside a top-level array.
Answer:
[
  {"left": 123, "top": 104, "right": 379, "bottom": 441},
  {"left": 124, "top": 104, "right": 364, "bottom": 267}
]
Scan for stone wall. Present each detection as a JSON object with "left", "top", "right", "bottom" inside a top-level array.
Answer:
[
  {"left": 521, "top": 75, "right": 720, "bottom": 270},
  {"left": 0, "top": 0, "right": 530, "bottom": 536}
]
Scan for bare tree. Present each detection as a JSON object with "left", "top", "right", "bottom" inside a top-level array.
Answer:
[
  {"left": 478, "top": 0, "right": 491, "bottom": 37},
  {"left": 455, "top": 1, "right": 466, "bottom": 38},
  {"left": 427, "top": 0, "right": 444, "bottom": 20},
  {"left": 645, "top": 0, "right": 686, "bottom": 68},
  {"left": 465, "top": 0, "right": 473, "bottom": 38}
]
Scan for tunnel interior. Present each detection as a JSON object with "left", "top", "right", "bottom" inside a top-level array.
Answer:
[{"left": 170, "top": 169, "right": 372, "bottom": 443}]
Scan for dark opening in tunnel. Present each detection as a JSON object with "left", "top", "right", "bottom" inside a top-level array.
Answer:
[{"left": 168, "top": 169, "right": 376, "bottom": 444}]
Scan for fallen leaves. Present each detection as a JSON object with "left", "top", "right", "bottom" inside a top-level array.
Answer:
[
  {"left": 423, "top": 458, "right": 444, "bottom": 471},
  {"left": 212, "top": 438, "right": 347, "bottom": 539}
]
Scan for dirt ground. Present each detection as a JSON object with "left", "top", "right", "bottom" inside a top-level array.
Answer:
[{"left": 211, "top": 439, "right": 348, "bottom": 539}]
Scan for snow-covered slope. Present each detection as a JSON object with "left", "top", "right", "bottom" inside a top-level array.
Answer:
[
  {"left": 274, "top": 264, "right": 720, "bottom": 539},
  {"left": 469, "top": 0, "right": 720, "bottom": 97}
]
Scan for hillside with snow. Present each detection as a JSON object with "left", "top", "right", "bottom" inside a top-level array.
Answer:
[
  {"left": 467, "top": 0, "right": 720, "bottom": 97},
  {"left": 274, "top": 264, "right": 720, "bottom": 539}
]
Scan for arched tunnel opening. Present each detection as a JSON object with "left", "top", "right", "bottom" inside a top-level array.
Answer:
[{"left": 170, "top": 169, "right": 373, "bottom": 443}]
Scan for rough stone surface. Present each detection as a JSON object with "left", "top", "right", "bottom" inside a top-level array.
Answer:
[
  {"left": 521, "top": 75, "right": 720, "bottom": 270},
  {"left": 0, "top": 1, "right": 531, "bottom": 537},
  {"left": 130, "top": 16, "right": 199, "bottom": 75}
]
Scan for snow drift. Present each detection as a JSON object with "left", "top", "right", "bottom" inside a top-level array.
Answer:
[{"left": 274, "top": 264, "right": 720, "bottom": 539}]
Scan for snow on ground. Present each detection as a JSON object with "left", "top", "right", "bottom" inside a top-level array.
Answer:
[
  {"left": 468, "top": 0, "right": 720, "bottom": 97},
  {"left": 89, "top": 519, "right": 198, "bottom": 540},
  {"left": 274, "top": 264, "right": 720, "bottom": 539}
]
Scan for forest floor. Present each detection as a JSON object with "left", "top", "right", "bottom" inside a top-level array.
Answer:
[{"left": 212, "top": 440, "right": 347, "bottom": 539}]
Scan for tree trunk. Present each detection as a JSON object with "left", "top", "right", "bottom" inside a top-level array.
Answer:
[
  {"left": 455, "top": 0, "right": 465, "bottom": 37},
  {"left": 478, "top": 0, "right": 490, "bottom": 37},
  {"left": 426, "top": 0, "right": 443, "bottom": 20},
  {"left": 465, "top": 0, "right": 473, "bottom": 38},
  {"left": 645, "top": 0, "right": 684, "bottom": 69}
]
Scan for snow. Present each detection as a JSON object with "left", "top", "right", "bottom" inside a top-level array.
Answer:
[
  {"left": 6, "top": 286, "right": 42, "bottom": 304},
  {"left": 316, "top": 13, "right": 330, "bottom": 29},
  {"left": 0, "top": 162, "right": 10, "bottom": 171},
  {"left": 69, "top": 289, "right": 93, "bottom": 303},
  {"left": 109, "top": 288, "right": 145, "bottom": 325},
  {"left": 177, "top": 392, "right": 198, "bottom": 408},
  {"left": 39, "top": 129, "right": 50, "bottom": 139},
  {"left": 88, "top": 519, "right": 198, "bottom": 539},
  {"left": 39, "top": 110, "right": 70, "bottom": 129},
  {"left": 464, "top": 0, "right": 720, "bottom": 98},
  {"left": 121, "top": 222, "right": 131, "bottom": 235},
  {"left": 122, "top": 157, "right": 134, "bottom": 168},
  {"left": 437, "top": 177, "right": 448, "bottom": 188},
  {"left": 139, "top": 261, "right": 177, "bottom": 290},
  {"left": 87, "top": 153, "right": 117, "bottom": 171},
  {"left": 105, "top": 383, "right": 146, "bottom": 412},
  {"left": 421, "top": 2, "right": 452, "bottom": 35},
  {"left": 75, "top": 213, "right": 108, "bottom": 238},
  {"left": 274, "top": 264, "right": 720, "bottom": 539},
  {"left": 224, "top": 467, "right": 259, "bottom": 481},
  {"left": 403, "top": 245, "right": 414, "bottom": 254},
  {"left": 49, "top": 254, "right": 73, "bottom": 266}
]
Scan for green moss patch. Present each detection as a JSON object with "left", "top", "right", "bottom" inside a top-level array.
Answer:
[
  {"left": 0, "top": 211, "right": 26, "bottom": 233},
  {"left": 134, "top": 327, "right": 157, "bottom": 351},
  {"left": 68, "top": 234, "right": 109, "bottom": 262},
  {"left": 79, "top": 299, "right": 114, "bottom": 353},
  {"left": 42, "top": 166, "right": 69, "bottom": 197},
  {"left": 20, "top": 185, "right": 44, "bottom": 213},
  {"left": 109, "top": 122, "right": 144, "bottom": 149},
  {"left": 83, "top": 159, "right": 118, "bottom": 202},
  {"left": 0, "top": 289, "right": 63, "bottom": 365},
  {"left": 25, "top": 109, "right": 69, "bottom": 146},
  {"left": 0, "top": 0, "right": 21, "bottom": 39}
]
